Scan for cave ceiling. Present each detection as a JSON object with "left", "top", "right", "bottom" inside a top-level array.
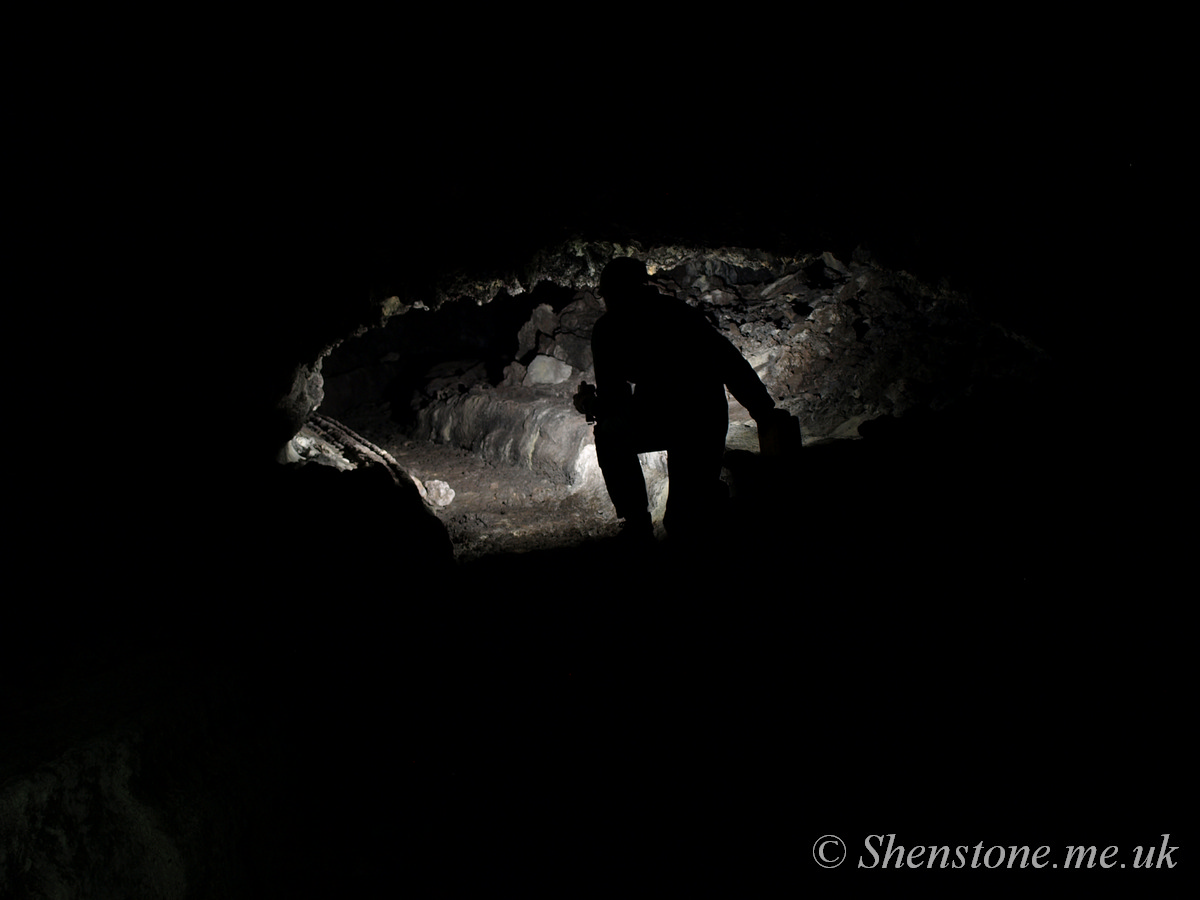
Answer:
[
  {"left": 256, "top": 114, "right": 1127, "bottom": 365},
  {"left": 216, "top": 83, "right": 1140, "bottom": 467}
]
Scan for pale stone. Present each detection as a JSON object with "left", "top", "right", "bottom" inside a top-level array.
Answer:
[
  {"left": 425, "top": 480, "right": 455, "bottom": 507},
  {"left": 523, "top": 354, "right": 573, "bottom": 385}
]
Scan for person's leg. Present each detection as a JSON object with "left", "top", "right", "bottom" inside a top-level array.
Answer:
[
  {"left": 594, "top": 408, "right": 666, "bottom": 532},
  {"left": 663, "top": 408, "right": 729, "bottom": 541},
  {"left": 595, "top": 424, "right": 650, "bottom": 524}
]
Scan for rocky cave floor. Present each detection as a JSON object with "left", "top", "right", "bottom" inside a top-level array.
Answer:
[
  {"left": 338, "top": 399, "right": 635, "bottom": 561},
  {"left": 367, "top": 399, "right": 640, "bottom": 563},
  {"left": 325, "top": 393, "right": 953, "bottom": 597},
  {"left": 309, "top": 364, "right": 1124, "bottom": 597},
  {"left": 340, "top": 390, "right": 991, "bottom": 556}
]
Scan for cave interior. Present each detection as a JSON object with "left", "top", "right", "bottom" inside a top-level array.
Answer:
[{"left": 2, "top": 111, "right": 1181, "bottom": 896}]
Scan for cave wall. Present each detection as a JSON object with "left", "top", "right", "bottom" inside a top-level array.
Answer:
[{"left": 315, "top": 240, "right": 1046, "bottom": 501}]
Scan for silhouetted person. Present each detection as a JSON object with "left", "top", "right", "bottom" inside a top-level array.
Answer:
[{"left": 576, "top": 257, "right": 789, "bottom": 546}]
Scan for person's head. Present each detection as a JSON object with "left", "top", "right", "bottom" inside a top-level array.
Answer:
[{"left": 598, "top": 257, "right": 649, "bottom": 310}]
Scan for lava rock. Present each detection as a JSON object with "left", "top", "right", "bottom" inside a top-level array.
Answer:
[{"left": 523, "top": 355, "right": 574, "bottom": 385}]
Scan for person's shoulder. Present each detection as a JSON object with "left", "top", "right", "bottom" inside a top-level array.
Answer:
[{"left": 655, "top": 292, "right": 696, "bottom": 313}]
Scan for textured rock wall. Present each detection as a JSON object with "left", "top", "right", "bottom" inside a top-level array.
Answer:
[
  {"left": 393, "top": 242, "right": 1045, "bottom": 491},
  {"left": 0, "top": 678, "right": 260, "bottom": 900},
  {"left": 1, "top": 733, "right": 189, "bottom": 899},
  {"left": 646, "top": 246, "right": 1047, "bottom": 440},
  {"left": 259, "top": 237, "right": 1046, "bottom": 533}
]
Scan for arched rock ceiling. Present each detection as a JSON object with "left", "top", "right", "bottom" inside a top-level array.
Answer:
[
  {"left": 388, "top": 240, "right": 783, "bottom": 316},
  {"left": 219, "top": 101, "right": 1139, "bottom": 470}
]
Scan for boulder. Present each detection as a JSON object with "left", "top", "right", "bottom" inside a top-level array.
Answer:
[{"left": 523, "top": 355, "right": 574, "bottom": 385}]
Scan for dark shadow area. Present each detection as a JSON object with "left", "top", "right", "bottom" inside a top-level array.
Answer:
[
  {"left": 2, "top": 338, "right": 1177, "bottom": 897},
  {"left": 4, "top": 107, "right": 1176, "bottom": 894}
]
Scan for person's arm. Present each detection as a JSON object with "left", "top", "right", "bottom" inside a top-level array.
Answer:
[
  {"left": 709, "top": 327, "right": 800, "bottom": 454},
  {"left": 706, "top": 326, "right": 776, "bottom": 421}
]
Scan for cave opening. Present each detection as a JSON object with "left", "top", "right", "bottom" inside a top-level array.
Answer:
[
  {"left": 282, "top": 239, "right": 1062, "bottom": 583},
  {"left": 313, "top": 274, "right": 658, "bottom": 564},
  {"left": 319, "top": 280, "right": 580, "bottom": 427}
]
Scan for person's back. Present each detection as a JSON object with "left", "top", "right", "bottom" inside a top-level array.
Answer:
[
  {"left": 583, "top": 257, "right": 783, "bottom": 544},
  {"left": 592, "top": 288, "right": 730, "bottom": 420}
]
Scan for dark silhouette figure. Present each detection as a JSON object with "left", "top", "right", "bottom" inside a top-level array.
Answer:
[{"left": 576, "top": 257, "right": 789, "bottom": 545}]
